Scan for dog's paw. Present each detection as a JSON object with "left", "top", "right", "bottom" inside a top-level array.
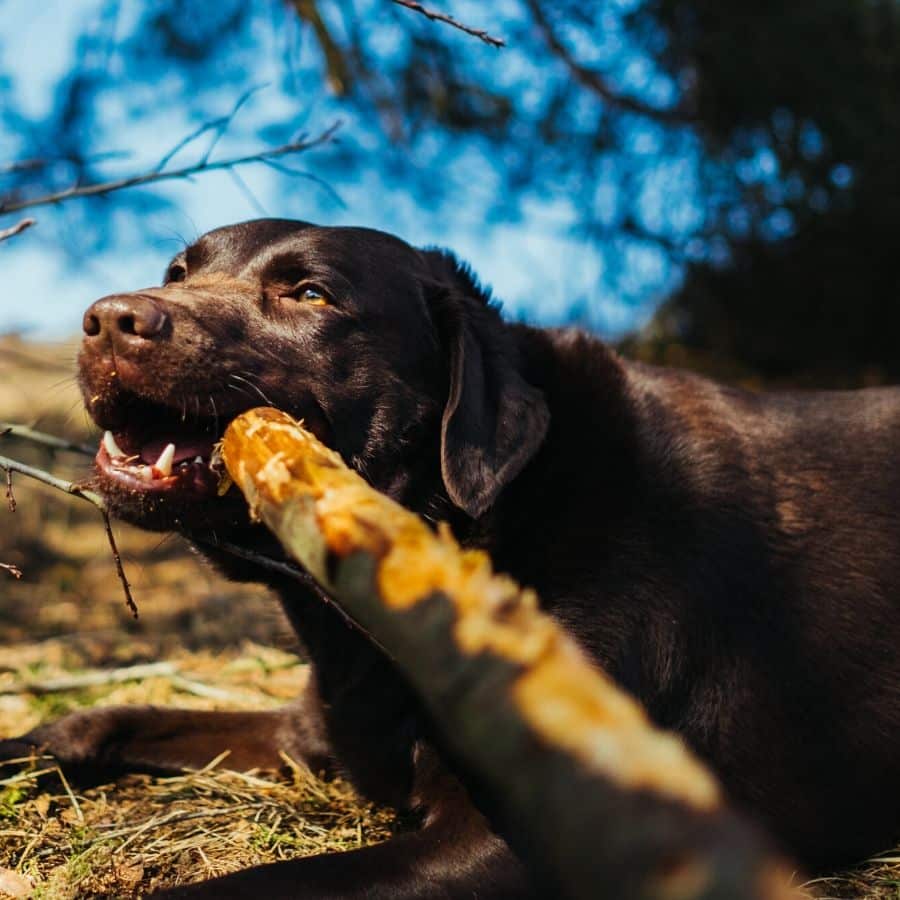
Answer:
[{"left": 0, "top": 709, "right": 123, "bottom": 773}]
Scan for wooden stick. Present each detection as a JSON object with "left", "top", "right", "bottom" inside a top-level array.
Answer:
[{"left": 221, "top": 407, "right": 799, "bottom": 900}]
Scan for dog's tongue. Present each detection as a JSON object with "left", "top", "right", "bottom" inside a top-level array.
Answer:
[{"left": 140, "top": 433, "right": 216, "bottom": 464}]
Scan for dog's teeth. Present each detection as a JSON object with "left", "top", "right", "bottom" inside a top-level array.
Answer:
[
  {"left": 138, "top": 465, "right": 154, "bottom": 482},
  {"left": 103, "top": 430, "right": 126, "bottom": 459},
  {"left": 194, "top": 456, "right": 204, "bottom": 464},
  {"left": 152, "top": 443, "right": 175, "bottom": 478}
]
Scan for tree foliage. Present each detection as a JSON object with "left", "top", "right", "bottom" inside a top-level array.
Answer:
[{"left": 2, "top": 0, "right": 897, "bottom": 376}]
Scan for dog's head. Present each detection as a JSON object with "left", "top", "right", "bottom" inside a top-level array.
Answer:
[{"left": 78, "top": 219, "right": 549, "bottom": 535}]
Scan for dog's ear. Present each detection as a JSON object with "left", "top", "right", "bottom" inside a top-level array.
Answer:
[{"left": 422, "top": 250, "right": 550, "bottom": 518}]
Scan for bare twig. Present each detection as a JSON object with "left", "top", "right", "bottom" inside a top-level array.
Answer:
[
  {"left": 390, "top": 0, "right": 504, "bottom": 48},
  {"left": 0, "top": 218, "right": 35, "bottom": 243},
  {"left": 4, "top": 465, "right": 14, "bottom": 512},
  {"left": 0, "top": 449, "right": 323, "bottom": 622},
  {"left": 2, "top": 661, "right": 251, "bottom": 704},
  {"left": 0, "top": 453, "right": 136, "bottom": 615},
  {"left": 157, "top": 84, "right": 268, "bottom": 172},
  {"left": 102, "top": 511, "right": 139, "bottom": 619},
  {"left": 1, "top": 422, "right": 96, "bottom": 457},
  {"left": 259, "top": 159, "right": 346, "bottom": 208},
  {"left": 168, "top": 675, "right": 249, "bottom": 703},
  {"left": 524, "top": 0, "right": 692, "bottom": 124},
  {"left": 53, "top": 766, "right": 84, "bottom": 824},
  {"left": 0, "top": 437, "right": 374, "bottom": 638},
  {"left": 0, "top": 454, "right": 104, "bottom": 511},
  {"left": 0, "top": 123, "right": 340, "bottom": 216},
  {"left": 0, "top": 563, "right": 21, "bottom": 579},
  {"left": 0, "top": 151, "right": 130, "bottom": 176}
]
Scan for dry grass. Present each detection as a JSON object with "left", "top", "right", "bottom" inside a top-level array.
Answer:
[{"left": 0, "top": 334, "right": 897, "bottom": 898}]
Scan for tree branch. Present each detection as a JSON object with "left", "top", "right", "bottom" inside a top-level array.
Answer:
[
  {"left": 0, "top": 452, "right": 138, "bottom": 614},
  {"left": 0, "top": 437, "right": 364, "bottom": 632},
  {"left": 0, "top": 454, "right": 104, "bottom": 510},
  {"left": 524, "top": 0, "right": 691, "bottom": 124},
  {"left": 0, "top": 123, "right": 340, "bottom": 217},
  {"left": 1, "top": 423, "right": 96, "bottom": 457},
  {"left": 0, "top": 218, "right": 35, "bottom": 243},
  {"left": 289, "top": 0, "right": 355, "bottom": 93},
  {"left": 391, "top": 0, "right": 504, "bottom": 48}
]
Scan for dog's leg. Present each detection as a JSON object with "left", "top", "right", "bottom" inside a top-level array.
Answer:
[
  {"left": 152, "top": 751, "right": 535, "bottom": 900},
  {"left": 0, "top": 686, "right": 331, "bottom": 779}
]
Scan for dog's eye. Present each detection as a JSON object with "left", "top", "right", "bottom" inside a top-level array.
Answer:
[
  {"left": 287, "top": 285, "right": 329, "bottom": 306},
  {"left": 165, "top": 263, "right": 187, "bottom": 284}
]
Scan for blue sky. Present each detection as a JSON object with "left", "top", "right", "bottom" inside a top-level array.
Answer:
[{"left": 0, "top": 0, "right": 682, "bottom": 339}]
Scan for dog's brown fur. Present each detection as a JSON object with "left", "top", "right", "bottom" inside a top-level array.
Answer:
[{"left": 3, "top": 219, "right": 899, "bottom": 897}]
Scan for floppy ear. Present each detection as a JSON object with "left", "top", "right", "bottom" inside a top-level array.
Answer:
[{"left": 425, "top": 260, "right": 550, "bottom": 518}]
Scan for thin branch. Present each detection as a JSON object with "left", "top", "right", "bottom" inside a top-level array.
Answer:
[
  {"left": 4, "top": 464, "right": 14, "bottom": 512},
  {"left": 102, "top": 510, "right": 138, "bottom": 619},
  {"left": 0, "top": 446, "right": 357, "bottom": 631},
  {"left": 524, "top": 0, "right": 692, "bottom": 124},
  {"left": 0, "top": 453, "right": 136, "bottom": 615},
  {"left": 1, "top": 422, "right": 96, "bottom": 457},
  {"left": 0, "top": 433, "right": 379, "bottom": 641},
  {"left": 0, "top": 563, "right": 22, "bottom": 579},
  {"left": 260, "top": 159, "right": 346, "bottom": 207},
  {"left": 0, "top": 454, "right": 104, "bottom": 510},
  {"left": 157, "top": 83, "right": 268, "bottom": 172},
  {"left": 227, "top": 167, "right": 269, "bottom": 217},
  {"left": 0, "top": 218, "right": 35, "bottom": 243},
  {"left": 0, "top": 151, "right": 130, "bottom": 176},
  {"left": 0, "top": 122, "right": 341, "bottom": 216},
  {"left": 1, "top": 662, "right": 177, "bottom": 696},
  {"left": 391, "top": 0, "right": 504, "bottom": 47}
]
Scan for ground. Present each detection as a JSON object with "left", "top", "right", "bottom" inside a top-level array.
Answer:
[{"left": 0, "top": 334, "right": 896, "bottom": 898}]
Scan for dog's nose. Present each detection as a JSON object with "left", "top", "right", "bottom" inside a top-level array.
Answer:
[{"left": 82, "top": 294, "right": 168, "bottom": 350}]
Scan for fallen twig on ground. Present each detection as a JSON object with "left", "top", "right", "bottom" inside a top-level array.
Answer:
[{"left": 1, "top": 661, "right": 177, "bottom": 695}]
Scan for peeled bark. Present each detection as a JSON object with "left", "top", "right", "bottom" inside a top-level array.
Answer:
[{"left": 221, "top": 406, "right": 800, "bottom": 900}]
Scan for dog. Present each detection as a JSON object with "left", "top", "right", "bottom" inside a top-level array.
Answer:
[{"left": 2, "top": 218, "right": 899, "bottom": 897}]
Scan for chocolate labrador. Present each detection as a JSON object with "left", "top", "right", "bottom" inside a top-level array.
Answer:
[{"left": 3, "top": 219, "right": 899, "bottom": 897}]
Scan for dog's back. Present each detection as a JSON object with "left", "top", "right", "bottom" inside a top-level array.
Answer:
[{"left": 496, "top": 331, "right": 900, "bottom": 864}]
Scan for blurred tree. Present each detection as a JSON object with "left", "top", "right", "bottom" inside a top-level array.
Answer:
[
  {"left": 634, "top": 0, "right": 900, "bottom": 378},
  {"left": 2, "top": 0, "right": 898, "bottom": 378}
]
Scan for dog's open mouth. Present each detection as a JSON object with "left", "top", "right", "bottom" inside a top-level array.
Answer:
[{"left": 93, "top": 396, "right": 228, "bottom": 499}]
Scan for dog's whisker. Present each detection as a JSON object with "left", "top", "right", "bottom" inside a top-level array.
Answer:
[
  {"left": 209, "top": 395, "right": 220, "bottom": 435},
  {"left": 230, "top": 373, "right": 273, "bottom": 406}
]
